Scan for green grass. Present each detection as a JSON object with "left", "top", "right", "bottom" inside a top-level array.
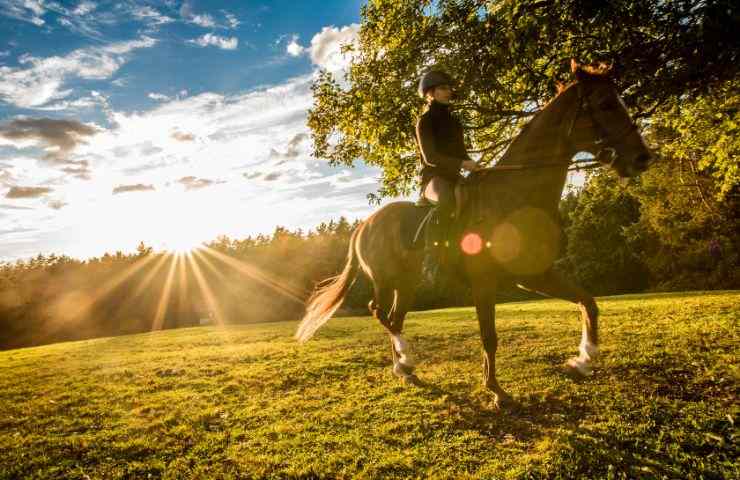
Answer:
[{"left": 1, "top": 291, "right": 737, "bottom": 479}]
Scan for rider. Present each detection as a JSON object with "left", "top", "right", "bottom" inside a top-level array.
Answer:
[{"left": 415, "top": 70, "right": 479, "bottom": 260}]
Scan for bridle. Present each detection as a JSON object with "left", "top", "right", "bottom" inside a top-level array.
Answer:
[
  {"left": 478, "top": 80, "right": 639, "bottom": 174},
  {"left": 564, "top": 82, "right": 640, "bottom": 170}
]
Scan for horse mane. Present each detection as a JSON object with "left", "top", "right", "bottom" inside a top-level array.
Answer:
[{"left": 490, "top": 62, "right": 613, "bottom": 166}]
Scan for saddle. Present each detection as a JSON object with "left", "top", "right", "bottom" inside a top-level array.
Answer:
[
  {"left": 399, "top": 198, "right": 436, "bottom": 250},
  {"left": 400, "top": 183, "right": 475, "bottom": 251}
]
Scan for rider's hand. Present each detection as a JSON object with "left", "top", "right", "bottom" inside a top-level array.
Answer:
[{"left": 462, "top": 160, "right": 480, "bottom": 172}]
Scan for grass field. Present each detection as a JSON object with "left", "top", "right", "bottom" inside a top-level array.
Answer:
[{"left": 1, "top": 291, "right": 737, "bottom": 479}]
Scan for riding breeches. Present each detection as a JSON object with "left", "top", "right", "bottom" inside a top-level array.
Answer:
[{"left": 422, "top": 176, "right": 456, "bottom": 217}]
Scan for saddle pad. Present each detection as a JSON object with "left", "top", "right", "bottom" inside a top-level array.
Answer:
[{"left": 400, "top": 204, "right": 435, "bottom": 250}]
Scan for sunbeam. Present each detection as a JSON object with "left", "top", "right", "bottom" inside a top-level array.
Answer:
[
  {"left": 175, "top": 253, "right": 190, "bottom": 322},
  {"left": 187, "top": 251, "right": 227, "bottom": 326},
  {"left": 151, "top": 254, "right": 179, "bottom": 331},
  {"left": 199, "top": 246, "right": 307, "bottom": 305},
  {"left": 49, "top": 253, "right": 159, "bottom": 325},
  {"left": 128, "top": 253, "right": 171, "bottom": 302}
]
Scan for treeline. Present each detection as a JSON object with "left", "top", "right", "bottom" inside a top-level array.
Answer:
[{"left": 0, "top": 219, "right": 354, "bottom": 350}]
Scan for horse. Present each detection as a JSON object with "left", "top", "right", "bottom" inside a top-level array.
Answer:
[{"left": 295, "top": 60, "right": 652, "bottom": 408}]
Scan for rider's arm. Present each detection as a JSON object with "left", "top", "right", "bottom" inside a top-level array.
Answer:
[
  {"left": 416, "top": 115, "right": 463, "bottom": 177},
  {"left": 454, "top": 122, "right": 479, "bottom": 172}
]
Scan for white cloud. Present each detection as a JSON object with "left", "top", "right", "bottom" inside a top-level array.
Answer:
[
  {"left": 31, "top": 96, "right": 99, "bottom": 111},
  {"left": 180, "top": 2, "right": 221, "bottom": 28},
  {"left": 56, "top": 16, "right": 102, "bottom": 39},
  {"left": 0, "top": 0, "right": 46, "bottom": 26},
  {"left": 0, "top": 74, "right": 381, "bottom": 262},
  {"left": 0, "top": 36, "right": 156, "bottom": 108},
  {"left": 132, "top": 6, "right": 173, "bottom": 26},
  {"left": 309, "top": 24, "right": 360, "bottom": 71},
  {"left": 224, "top": 12, "right": 240, "bottom": 29},
  {"left": 190, "top": 13, "right": 216, "bottom": 28},
  {"left": 286, "top": 36, "right": 305, "bottom": 57},
  {"left": 37, "top": 1, "right": 107, "bottom": 39},
  {"left": 148, "top": 92, "right": 171, "bottom": 102},
  {"left": 72, "top": 1, "right": 96, "bottom": 16},
  {"left": 101, "top": 37, "right": 157, "bottom": 55},
  {"left": 187, "top": 33, "right": 238, "bottom": 50}
]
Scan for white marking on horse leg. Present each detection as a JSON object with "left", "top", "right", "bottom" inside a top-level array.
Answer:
[
  {"left": 579, "top": 338, "right": 599, "bottom": 362},
  {"left": 567, "top": 335, "right": 599, "bottom": 376},
  {"left": 391, "top": 333, "right": 415, "bottom": 368}
]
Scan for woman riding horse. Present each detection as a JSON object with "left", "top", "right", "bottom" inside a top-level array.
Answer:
[
  {"left": 297, "top": 61, "right": 652, "bottom": 408},
  {"left": 416, "top": 70, "right": 480, "bottom": 261}
]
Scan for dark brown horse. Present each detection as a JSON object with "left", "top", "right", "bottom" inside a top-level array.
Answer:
[{"left": 296, "top": 61, "right": 652, "bottom": 407}]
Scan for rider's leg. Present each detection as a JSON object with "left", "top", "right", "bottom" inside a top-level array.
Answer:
[{"left": 423, "top": 177, "right": 456, "bottom": 248}]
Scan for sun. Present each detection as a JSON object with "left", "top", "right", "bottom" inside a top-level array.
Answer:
[{"left": 165, "top": 236, "right": 204, "bottom": 255}]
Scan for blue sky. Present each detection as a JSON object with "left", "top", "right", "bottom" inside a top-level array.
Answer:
[{"left": 0, "top": 0, "right": 382, "bottom": 261}]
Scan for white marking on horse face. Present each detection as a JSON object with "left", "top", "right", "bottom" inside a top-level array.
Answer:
[{"left": 392, "top": 334, "right": 415, "bottom": 367}]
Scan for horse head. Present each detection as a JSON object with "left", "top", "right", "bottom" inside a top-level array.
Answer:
[{"left": 566, "top": 59, "right": 652, "bottom": 177}]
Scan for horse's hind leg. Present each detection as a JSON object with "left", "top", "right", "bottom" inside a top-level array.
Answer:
[
  {"left": 368, "top": 278, "right": 419, "bottom": 380},
  {"left": 387, "top": 283, "right": 419, "bottom": 380},
  {"left": 368, "top": 284, "right": 394, "bottom": 330},
  {"left": 517, "top": 269, "right": 599, "bottom": 377}
]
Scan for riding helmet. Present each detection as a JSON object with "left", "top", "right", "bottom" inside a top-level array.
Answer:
[{"left": 418, "top": 70, "right": 455, "bottom": 97}]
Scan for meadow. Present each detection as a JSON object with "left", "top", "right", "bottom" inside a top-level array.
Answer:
[{"left": 1, "top": 291, "right": 737, "bottom": 479}]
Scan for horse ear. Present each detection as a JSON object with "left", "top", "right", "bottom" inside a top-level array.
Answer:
[
  {"left": 571, "top": 58, "right": 588, "bottom": 81},
  {"left": 570, "top": 58, "right": 579, "bottom": 74}
]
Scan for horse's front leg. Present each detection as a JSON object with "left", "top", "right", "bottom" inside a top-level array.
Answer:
[
  {"left": 517, "top": 269, "right": 599, "bottom": 377},
  {"left": 472, "top": 280, "right": 513, "bottom": 408}
]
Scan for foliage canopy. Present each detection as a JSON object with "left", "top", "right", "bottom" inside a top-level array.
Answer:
[{"left": 308, "top": 0, "right": 739, "bottom": 199}]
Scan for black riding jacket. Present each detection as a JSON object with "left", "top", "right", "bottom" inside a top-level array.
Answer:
[{"left": 415, "top": 100, "right": 471, "bottom": 188}]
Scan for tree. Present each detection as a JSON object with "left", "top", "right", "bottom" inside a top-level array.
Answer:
[
  {"left": 557, "top": 170, "right": 649, "bottom": 295},
  {"left": 622, "top": 80, "right": 740, "bottom": 290},
  {"left": 136, "top": 241, "right": 153, "bottom": 257},
  {"left": 308, "top": 0, "right": 740, "bottom": 199}
]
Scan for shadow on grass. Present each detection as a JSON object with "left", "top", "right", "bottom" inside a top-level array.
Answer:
[{"left": 406, "top": 374, "right": 594, "bottom": 441}]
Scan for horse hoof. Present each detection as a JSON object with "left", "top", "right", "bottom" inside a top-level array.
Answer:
[
  {"left": 566, "top": 357, "right": 593, "bottom": 378},
  {"left": 484, "top": 384, "right": 514, "bottom": 409},
  {"left": 402, "top": 374, "right": 421, "bottom": 386},
  {"left": 393, "top": 362, "right": 414, "bottom": 378},
  {"left": 494, "top": 392, "right": 515, "bottom": 409}
]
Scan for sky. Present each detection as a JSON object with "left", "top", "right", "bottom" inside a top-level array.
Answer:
[{"left": 0, "top": 0, "right": 382, "bottom": 262}]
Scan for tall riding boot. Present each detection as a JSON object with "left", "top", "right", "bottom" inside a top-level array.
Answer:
[{"left": 426, "top": 207, "right": 455, "bottom": 270}]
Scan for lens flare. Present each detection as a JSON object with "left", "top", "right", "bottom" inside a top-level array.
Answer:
[{"left": 460, "top": 232, "right": 483, "bottom": 255}]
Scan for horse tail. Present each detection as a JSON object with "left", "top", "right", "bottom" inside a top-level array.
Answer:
[{"left": 295, "top": 224, "right": 362, "bottom": 343}]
